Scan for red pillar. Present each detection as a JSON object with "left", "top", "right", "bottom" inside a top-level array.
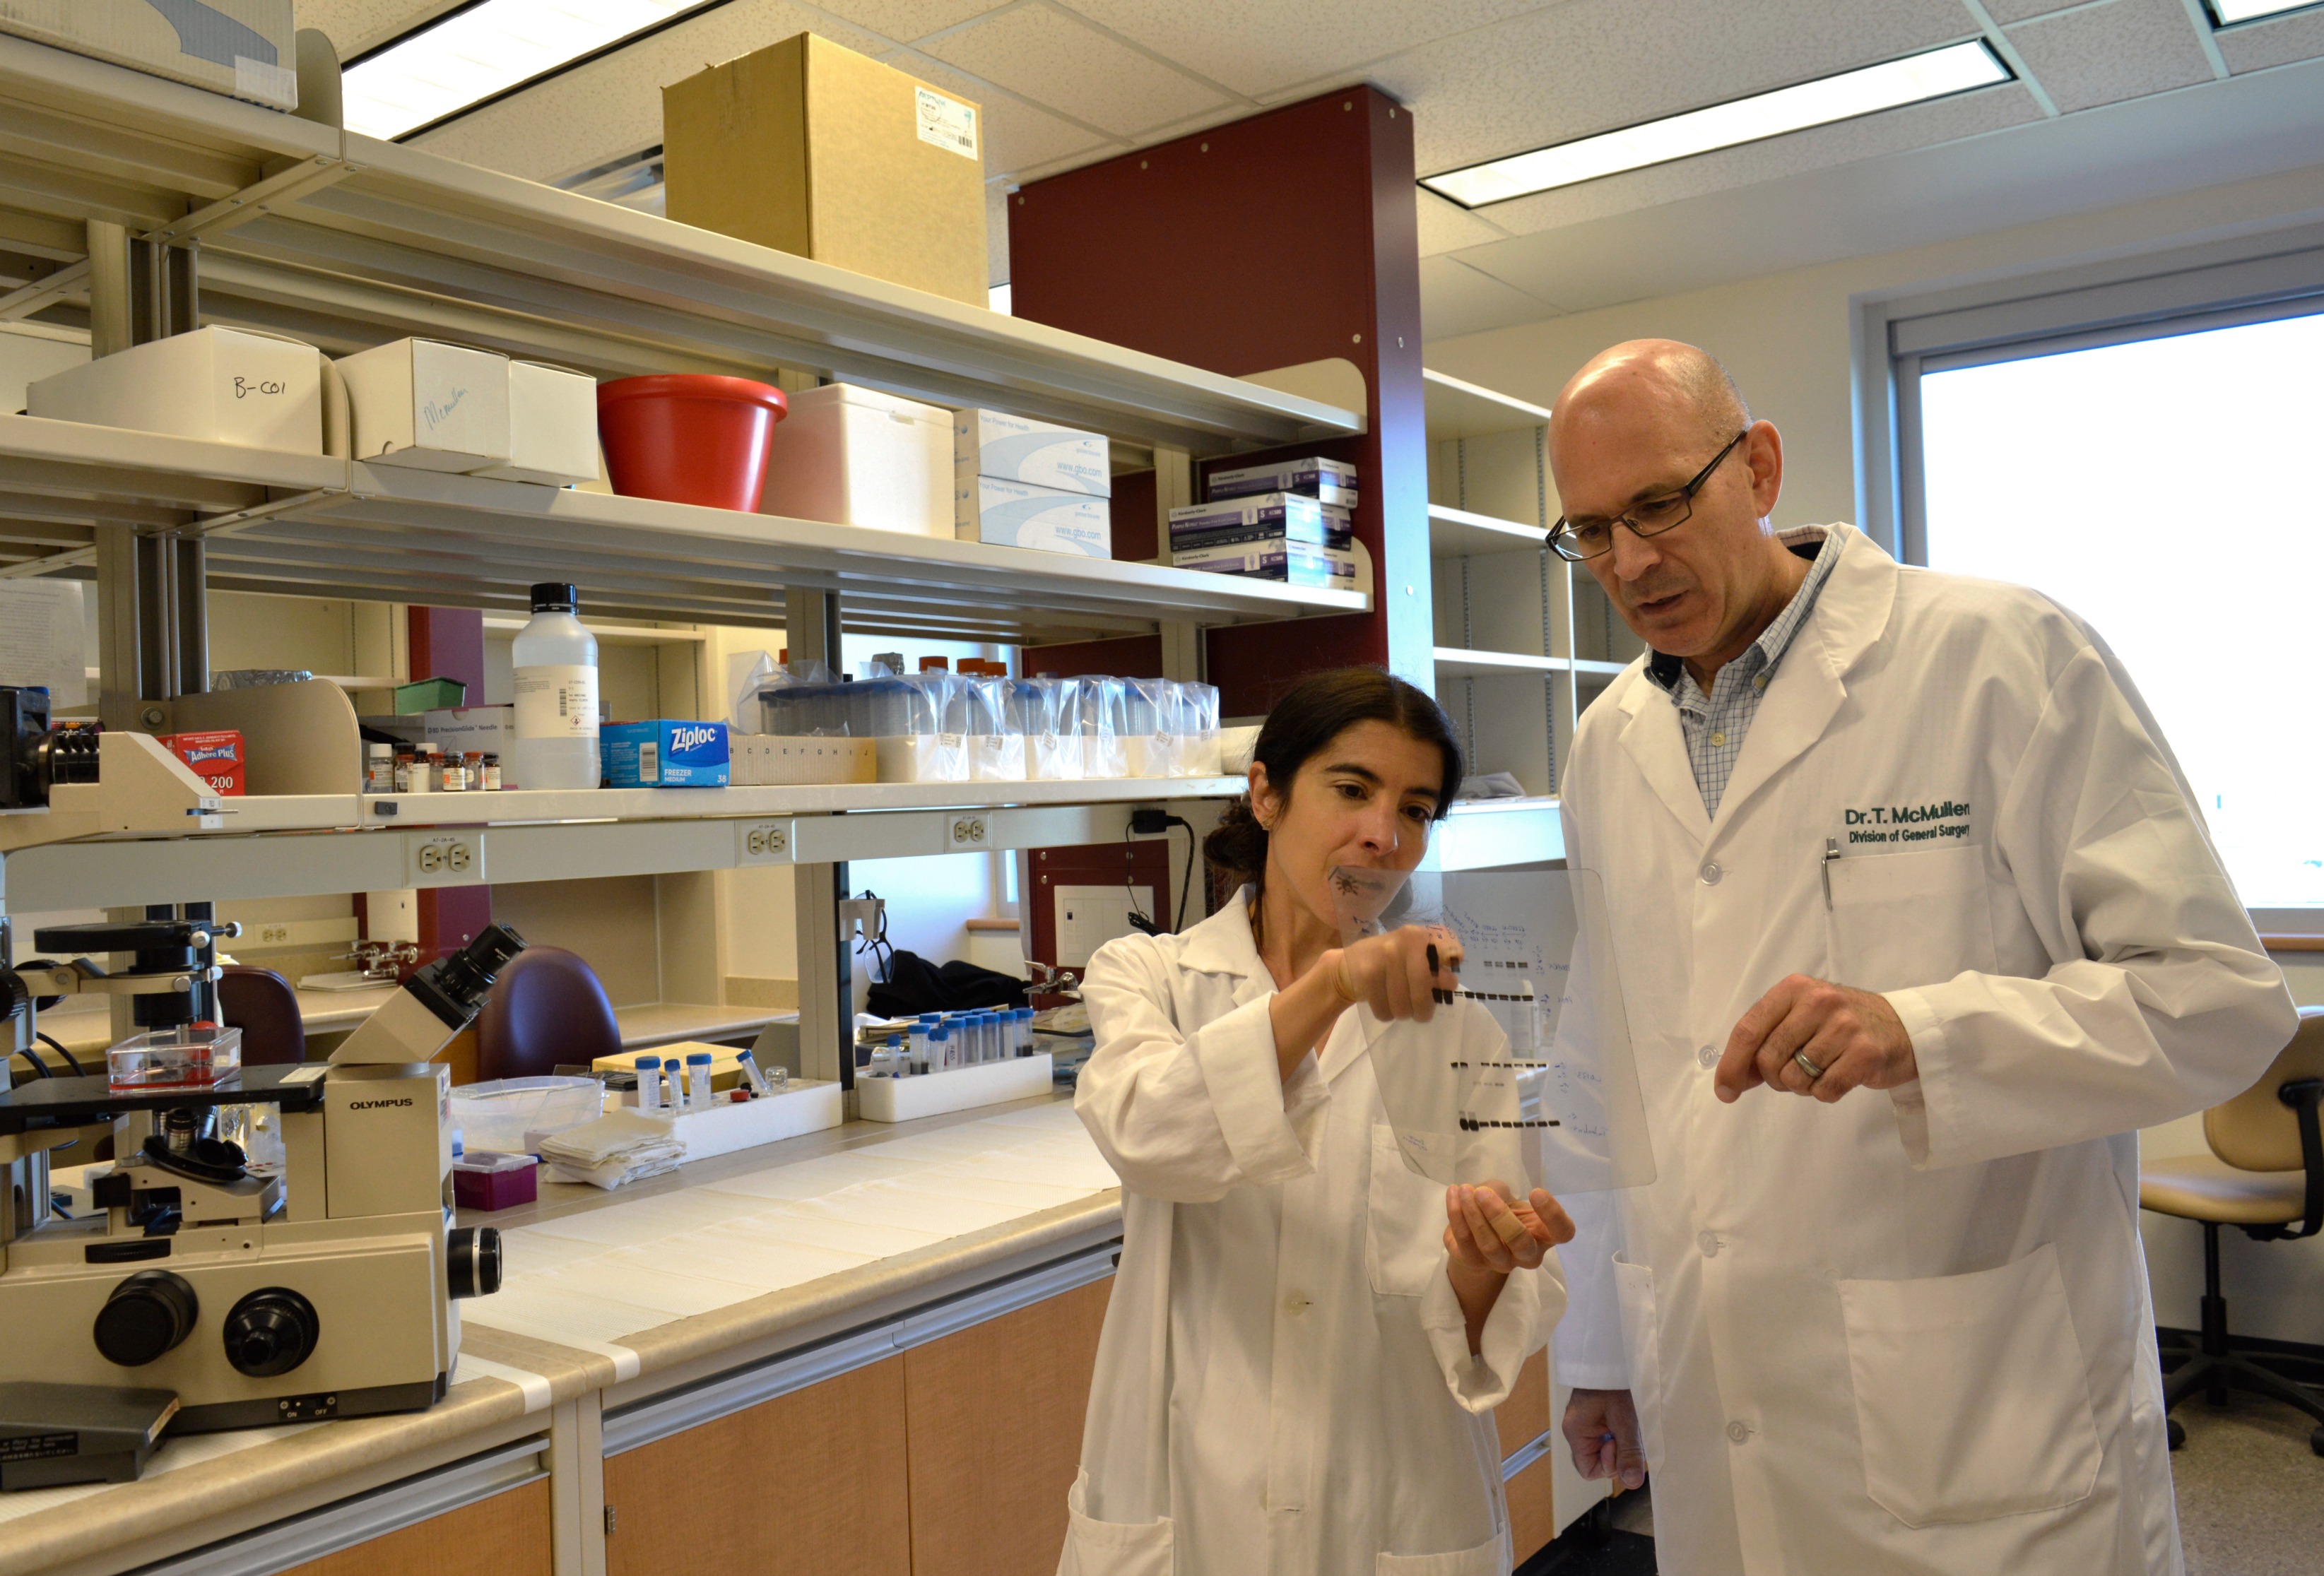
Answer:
[{"left": 1010, "top": 85, "right": 1432, "bottom": 716}]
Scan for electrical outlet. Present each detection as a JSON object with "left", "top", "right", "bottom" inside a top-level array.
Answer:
[
  {"left": 407, "top": 831, "right": 486, "bottom": 886},
  {"left": 738, "top": 821, "right": 791, "bottom": 865},
  {"left": 950, "top": 817, "right": 987, "bottom": 847}
]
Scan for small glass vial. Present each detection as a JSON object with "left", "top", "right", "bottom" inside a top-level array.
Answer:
[
  {"left": 635, "top": 1055, "right": 663, "bottom": 1112},
  {"left": 364, "top": 742, "right": 394, "bottom": 794},
  {"left": 465, "top": 752, "right": 488, "bottom": 791},
  {"left": 868, "top": 1041, "right": 895, "bottom": 1079},
  {"left": 392, "top": 748, "right": 415, "bottom": 793},
  {"left": 440, "top": 754, "right": 468, "bottom": 791},
  {"left": 685, "top": 1052, "right": 716, "bottom": 1110},
  {"left": 481, "top": 753, "right": 502, "bottom": 791},
  {"left": 409, "top": 745, "right": 437, "bottom": 793}
]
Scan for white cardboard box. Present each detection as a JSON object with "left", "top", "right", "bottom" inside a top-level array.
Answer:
[
  {"left": 28, "top": 326, "right": 322, "bottom": 453},
  {"left": 759, "top": 382, "right": 951, "bottom": 536},
  {"left": 669, "top": 1080, "right": 844, "bottom": 1159},
  {"left": 0, "top": 1, "right": 298, "bottom": 109},
  {"left": 336, "top": 338, "right": 512, "bottom": 473},
  {"left": 953, "top": 409, "right": 1109, "bottom": 498},
  {"left": 423, "top": 706, "right": 519, "bottom": 787},
  {"left": 477, "top": 362, "right": 598, "bottom": 487},
  {"left": 732, "top": 735, "right": 877, "bottom": 786},
  {"left": 855, "top": 1055, "right": 1051, "bottom": 1122},
  {"left": 955, "top": 475, "right": 1111, "bottom": 557}
]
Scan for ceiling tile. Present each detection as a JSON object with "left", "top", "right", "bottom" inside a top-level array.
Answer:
[
  {"left": 1418, "top": 189, "right": 1513, "bottom": 257},
  {"left": 2005, "top": 0, "right": 2217, "bottom": 112},
  {"left": 1978, "top": 0, "right": 2089, "bottom": 22},
  {"left": 813, "top": 1, "right": 1014, "bottom": 43},
  {"left": 1420, "top": 254, "right": 1564, "bottom": 341},
  {"left": 412, "top": 1, "right": 892, "bottom": 181},
  {"left": 1369, "top": 0, "right": 1979, "bottom": 178},
  {"left": 1463, "top": 80, "right": 2041, "bottom": 237},
  {"left": 883, "top": 52, "right": 1117, "bottom": 177},
  {"left": 2217, "top": 9, "right": 2324, "bottom": 72},
  {"left": 297, "top": 1, "right": 467, "bottom": 61},
  {"left": 919, "top": 4, "right": 1229, "bottom": 136},
  {"left": 1056, "top": 0, "right": 1552, "bottom": 101}
]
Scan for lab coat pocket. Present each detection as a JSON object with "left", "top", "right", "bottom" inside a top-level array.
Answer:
[
  {"left": 1826, "top": 842, "right": 1996, "bottom": 994},
  {"left": 1375, "top": 1531, "right": 1504, "bottom": 1575},
  {"left": 1839, "top": 1243, "right": 2101, "bottom": 1527},
  {"left": 1610, "top": 1255, "right": 1666, "bottom": 1472},
  {"left": 1369, "top": 1123, "right": 1444, "bottom": 1298},
  {"left": 1060, "top": 1469, "right": 1174, "bottom": 1576}
]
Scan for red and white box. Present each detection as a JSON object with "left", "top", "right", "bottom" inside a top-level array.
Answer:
[{"left": 158, "top": 730, "right": 246, "bottom": 796}]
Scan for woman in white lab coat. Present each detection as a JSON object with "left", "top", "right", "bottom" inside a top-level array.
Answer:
[{"left": 1059, "top": 668, "right": 1572, "bottom": 1576}]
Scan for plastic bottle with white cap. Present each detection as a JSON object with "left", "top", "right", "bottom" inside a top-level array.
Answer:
[{"left": 685, "top": 1051, "right": 716, "bottom": 1110}]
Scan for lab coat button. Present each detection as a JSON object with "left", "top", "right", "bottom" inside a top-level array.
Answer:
[
  {"left": 1697, "top": 1045, "right": 1717, "bottom": 1069},
  {"left": 1697, "top": 1231, "right": 1721, "bottom": 1257},
  {"left": 1699, "top": 861, "right": 1723, "bottom": 886},
  {"left": 1727, "top": 1421, "right": 1752, "bottom": 1444}
]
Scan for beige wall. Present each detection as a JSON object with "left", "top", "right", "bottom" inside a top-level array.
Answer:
[{"left": 1422, "top": 160, "right": 2324, "bottom": 533}]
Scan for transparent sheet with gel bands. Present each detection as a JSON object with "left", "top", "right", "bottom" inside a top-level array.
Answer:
[{"left": 1331, "top": 866, "right": 1654, "bottom": 1195}]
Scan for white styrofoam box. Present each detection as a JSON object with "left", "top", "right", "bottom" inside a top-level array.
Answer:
[
  {"left": 732, "top": 735, "right": 876, "bottom": 787},
  {"left": 669, "top": 1080, "right": 843, "bottom": 1160},
  {"left": 955, "top": 475, "right": 1110, "bottom": 557},
  {"left": 953, "top": 409, "right": 1110, "bottom": 498},
  {"left": 478, "top": 362, "right": 598, "bottom": 486},
  {"left": 855, "top": 1055, "right": 1053, "bottom": 1122},
  {"left": 759, "top": 382, "right": 950, "bottom": 536},
  {"left": 28, "top": 326, "right": 322, "bottom": 453},
  {"left": 0, "top": 2, "right": 298, "bottom": 109},
  {"left": 875, "top": 733, "right": 969, "bottom": 783},
  {"left": 969, "top": 732, "right": 1026, "bottom": 782},
  {"left": 423, "top": 705, "right": 519, "bottom": 786},
  {"left": 336, "top": 338, "right": 512, "bottom": 473}
]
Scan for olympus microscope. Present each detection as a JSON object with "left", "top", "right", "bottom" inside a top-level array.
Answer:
[{"left": 0, "top": 687, "right": 526, "bottom": 1487}]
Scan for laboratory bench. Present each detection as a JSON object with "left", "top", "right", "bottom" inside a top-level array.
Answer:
[
  {"left": 0, "top": 1091, "right": 1571, "bottom": 1576},
  {"left": 33, "top": 998, "right": 786, "bottom": 1064}
]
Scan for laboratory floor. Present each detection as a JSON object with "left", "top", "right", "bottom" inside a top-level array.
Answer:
[{"left": 1518, "top": 1389, "right": 2324, "bottom": 1576}]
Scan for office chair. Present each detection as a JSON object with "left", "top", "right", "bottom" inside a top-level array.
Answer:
[
  {"left": 473, "top": 945, "right": 620, "bottom": 1081},
  {"left": 216, "top": 965, "right": 307, "bottom": 1067},
  {"left": 2139, "top": 1005, "right": 2324, "bottom": 1455}
]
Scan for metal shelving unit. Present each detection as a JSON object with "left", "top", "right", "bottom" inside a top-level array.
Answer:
[{"left": 0, "top": 30, "right": 1374, "bottom": 1091}]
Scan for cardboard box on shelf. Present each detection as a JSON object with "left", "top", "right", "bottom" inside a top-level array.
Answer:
[
  {"left": 477, "top": 362, "right": 600, "bottom": 487},
  {"left": 336, "top": 338, "right": 512, "bottom": 473},
  {"left": 955, "top": 475, "right": 1110, "bottom": 557},
  {"left": 663, "top": 32, "right": 988, "bottom": 307},
  {"left": 156, "top": 730, "right": 245, "bottom": 795},
  {"left": 731, "top": 735, "right": 876, "bottom": 786},
  {"left": 1167, "top": 492, "right": 1338, "bottom": 551},
  {"left": 954, "top": 410, "right": 1110, "bottom": 498},
  {"left": 602, "top": 721, "right": 731, "bottom": 788},
  {"left": 759, "top": 383, "right": 951, "bottom": 536},
  {"left": 0, "top": 1, "right": 297, "bottom": 110},
  {"left": 1172, "top": 538, "right": 1357, "bottom": 591},
  {"left": 423, "top": 706, "right": 519, "bottom": 786},
  {"left": 28, "top": 326, "right": 322, "bottom": 454},
  {"left": 1206, "top": 456, "right": 1358, "bottom": 508}
]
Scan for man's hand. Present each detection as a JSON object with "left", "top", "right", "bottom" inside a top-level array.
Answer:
[
  {"left": 1716, "top": 973, "right": 1916, "bottom": 1104},
  {"left": 1564, "top": 1388, "right": 1646, "bottom": 1491}
]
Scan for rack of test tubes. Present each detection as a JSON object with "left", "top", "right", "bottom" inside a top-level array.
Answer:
[
  {"left": 854, "top": 1007, "right": 1053, "bottom": 1123},
  {"left": 625, "top": 1045, "right": 846, "bottom": 1157}
]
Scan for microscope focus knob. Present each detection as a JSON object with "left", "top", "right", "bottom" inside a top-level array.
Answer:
[
  {"left": 94, "top": 1270, "right": 200, "bottom": 1366},
  {"left": 447, "top": 1226, "right": 502, "bottom": 1299},
  {"left": 223, "top": 1288, "right": 319, "bottom": 1377}
]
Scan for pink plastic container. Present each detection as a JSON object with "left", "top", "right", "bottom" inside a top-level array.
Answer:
[{"left": 596, "top": 375, "right": 787, "bottom": 511}]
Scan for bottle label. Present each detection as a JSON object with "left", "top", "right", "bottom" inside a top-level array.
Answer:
[{"left": 514, "top": 664, "right": 598, "bottom": 738}]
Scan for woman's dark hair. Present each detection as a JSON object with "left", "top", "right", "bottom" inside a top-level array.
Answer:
[{"left": 1204, "top": 666, "right": 1463, "bottom": 884}]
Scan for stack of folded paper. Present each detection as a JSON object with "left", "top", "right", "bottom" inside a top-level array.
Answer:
[{"left": 537, "top": 1110, "right": 685, "bottom": 1190}]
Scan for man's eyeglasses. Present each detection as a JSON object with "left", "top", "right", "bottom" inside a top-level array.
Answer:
[{"left": 1547, "top": 430, "right": 1749, "bottom": 563}]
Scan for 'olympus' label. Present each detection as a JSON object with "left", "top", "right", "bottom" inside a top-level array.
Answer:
[{"left": 347, "top": 1097, "right": 415, "bottom": 1110}]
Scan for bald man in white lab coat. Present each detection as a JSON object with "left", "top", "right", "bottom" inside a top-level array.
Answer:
[{"left": 1546, "top": 339, "right": 2296, "bottom": 1575}]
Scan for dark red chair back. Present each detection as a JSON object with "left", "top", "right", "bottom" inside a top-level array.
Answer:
[
  {"left": 218, "top": 966, "right": 307, "bottom": 1067},
  {"left": 473, "top": 946, "right": 620, "bottom": 1081}
]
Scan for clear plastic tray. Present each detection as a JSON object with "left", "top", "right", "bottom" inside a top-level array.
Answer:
[{"left": 107, "top": 1026, "right": 243, "bottom": 1091}]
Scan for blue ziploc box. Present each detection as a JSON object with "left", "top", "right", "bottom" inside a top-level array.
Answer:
[
  {"left": 1205, "top": 457, "right": 1358, "bottom": 509},
  {"left": 601, "top": 720, "right": 730, "bottom": 787}
]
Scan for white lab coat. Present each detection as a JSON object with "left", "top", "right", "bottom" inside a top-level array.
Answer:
[
  {"left": 1061, "top": 895, "right": 1567, "bottom": 1576},
  {"left": 1556, "top": 524, "right": 2296, "bottom": 1575}
]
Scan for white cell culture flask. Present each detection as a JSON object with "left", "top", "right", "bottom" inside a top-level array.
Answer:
[{"left": 1331, "top": 865, "right": 1653, "bottom": 1195}]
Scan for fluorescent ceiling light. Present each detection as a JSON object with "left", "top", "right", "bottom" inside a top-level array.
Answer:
[
  {"left": 1422, "top": 40, "right": 2010, "bottom": 208},
  {"left": 2208, "top": 1, "right": 2318, "bottom": 21},
  {"left": 344, "top": 1, "right": 710, "bottom": 141}
]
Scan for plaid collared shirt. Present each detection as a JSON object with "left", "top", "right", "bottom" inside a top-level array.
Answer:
[{"left": 1644, "top": 526, "right": 1842, "bottom": 818}]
